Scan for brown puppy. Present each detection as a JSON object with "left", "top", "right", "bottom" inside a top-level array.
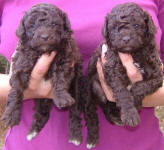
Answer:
[
  {"left": 85, "top": 2, "right": 163, "bottom": 149},
  {"left": 2, "top": 3, "right": 82, "bottom": 141}
]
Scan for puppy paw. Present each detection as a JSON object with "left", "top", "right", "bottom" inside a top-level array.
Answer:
[
  {"left": 69, "top": 139, "right": 81, "bottom": 146},
  {"left": 27, "top": 131, "right": 38, "bottom": 141},
  {"left": 121, "top": 108, "right": 140, "bottom": 127},
  {"left": 69, "top": 132, "right": 82, "bottom": 146},
  {"left": 86, "top": 143, "right": 97, "bottom": 149},
  {"left": 53, "top": 92, "right": 75, "bottom": 108},
  {"left": 86, "top": 137, "right": 98, "bottom": 149},
  {"left": 1, "top": 109, "right": 21, "bottom": 127},
  {"left": 86, "top": 142, "right": 97, "bottom": 149}
]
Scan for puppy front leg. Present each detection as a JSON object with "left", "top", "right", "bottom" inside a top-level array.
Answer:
[
  {"left": 52, "top": 67, "right": 75, "bottom": 108},
  {"left": 130, "top": 76, "right": 163, "bottom": 109},
  {"left": 2, "top": 72, "right": 30, "bottom": 127},
  {"left": 111, "top": 80, "right": 140, "bottom": 127},
  {"left": 103, "top": 52, "right": 140, "bottom": 127},
  {"left": 131, "top": 48, "right": 164, "bottom": 108},
  {"left": 2, "top": 87, "right": 23, "bottom": 127},
  {"left": 104, "top": 68, "right": 140, "bottom": 127}
]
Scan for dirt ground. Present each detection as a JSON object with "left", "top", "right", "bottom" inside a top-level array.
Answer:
[
  {"left": 155, "top": 106, "right": 164, "bottom": 134},
  {"left": 0, "top": 102, "right": 8, "bottom": 150}
]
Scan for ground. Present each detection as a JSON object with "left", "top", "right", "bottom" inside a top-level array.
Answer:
[
  {"left": 155, "top": 106, "right": 164, "bottom": 134},
  {"left": 0, "top": 102, "right": 8, "bottom": 150}
]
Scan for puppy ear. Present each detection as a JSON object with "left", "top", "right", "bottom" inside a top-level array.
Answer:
[
  {"left": 144, "top": 11, "right": 156, "bottom": 39},
  {"left": 61, "top": 12, "right": 72, "bottom": 39},
  {"left": 16, "top": 17, "right": 26, "bottom": 39},
  {"left": 102, "top": 14, "right": 109, "bottom": 39}
]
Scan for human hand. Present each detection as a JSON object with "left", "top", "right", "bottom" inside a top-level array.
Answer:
[
  {"left": 10, "top": 51, "right": 56, "bottom": 100},
  {"left": 96, "top": 44, "right": 143, "bottom": 102}
]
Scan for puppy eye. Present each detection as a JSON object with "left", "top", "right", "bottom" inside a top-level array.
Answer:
[
  {"left": 134, "top": 24, "right": 140, "bottom": 29},
  {"left": 30, "top": 24, "right": 35, "bottom": 28},
  {"left": 52, "top": 23, "right": 57, "bottom": 27},
  {"left": 39, "top": 19, "right": 46, "bottom": 22},
  {"left": 113, "top": 26, "right": 117, "bottom": 31},
  {"left": 52, "top": 23, "right": 60, "bottom": 28}
]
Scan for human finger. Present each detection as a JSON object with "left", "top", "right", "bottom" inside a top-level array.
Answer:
[
  {"left": 29, "top": 51, "right": 56, "bottom": 90},
  {"left": 118, "top": 52, "right": 143, "bottom": 83}
]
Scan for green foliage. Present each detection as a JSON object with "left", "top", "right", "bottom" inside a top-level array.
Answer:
[{"left": 0, "top": 55, "right": 10, "bottom": 74}]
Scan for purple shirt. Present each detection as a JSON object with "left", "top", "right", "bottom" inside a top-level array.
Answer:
[{"left": 1, "top": 0, "right": 164, "bottom": 150}]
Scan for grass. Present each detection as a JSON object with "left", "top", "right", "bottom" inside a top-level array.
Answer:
[
  {"left": 155, "top": 106, "right": 164, "bottom": 134},
  {"left": 0, "top": 102, "right": 8, "bottom": 150}
]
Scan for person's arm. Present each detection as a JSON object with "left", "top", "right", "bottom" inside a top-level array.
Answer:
[
  {"left": 141, "top": 0, "right": 164, "bottom": 107},
  {"left": 0, "top": 52, "right": 56, "bottom": 103},
  {"left": 97, "top": 46, "right": 164, "bottom": 107},
  {"left": 0, "top": 74, "right": 10, "bottom": 102},
  {"left": 142, "top": 84, "right": 164, "bottom": 107},
  {"left": 97, "top": 0, "right": 164, "bottom": 107}
]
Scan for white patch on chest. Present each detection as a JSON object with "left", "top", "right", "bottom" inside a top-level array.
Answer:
[{"left": 102, "top": 44, "right": 108, "bottom": 54}]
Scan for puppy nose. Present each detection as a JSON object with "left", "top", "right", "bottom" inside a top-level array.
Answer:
[
  {"left": 122, "top": 36, "right": 130, "bottom": 43},
  {"left": 40, "top": 33, "right": 49, "bottom": 40}
]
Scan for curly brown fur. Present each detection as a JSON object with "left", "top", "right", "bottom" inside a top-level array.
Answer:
[
  {"left": 2, "top": 3, "right": 82, "bottom": 140},
  {"left": 85, "top": 2, "right": 163, "bottom": 148},
  {"left": 69, "top": 75, "right": 100, "bottom": 149},
  {"left": 68, "top": 76, "right": 86, "bottom": 146}
]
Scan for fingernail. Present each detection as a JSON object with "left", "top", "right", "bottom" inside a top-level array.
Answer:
[
  {"left": 51, "top": 51, "right": 56, "bottom": 56},
  {"left": 46, "top": 51, "right": 55, "bottom": 56},
  {"left": 98, "top": 58, "right": 100, "bottom": 62}
]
